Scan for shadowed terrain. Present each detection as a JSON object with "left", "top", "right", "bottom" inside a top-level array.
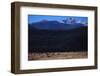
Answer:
[
  {"left": 28, "top": 20, "right": 88, "bottom": 53},
  {"left": 28, "top": 20, "right": 88, "bottom": 60}
]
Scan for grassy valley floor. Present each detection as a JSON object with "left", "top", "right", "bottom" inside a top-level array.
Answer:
[{"left": 28, "top": 51, "right": 87, "bottom": 60}]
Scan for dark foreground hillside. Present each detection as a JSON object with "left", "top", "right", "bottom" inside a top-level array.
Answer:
[{"left": 28, "top": 26, "right": 88, "bottom": 53}]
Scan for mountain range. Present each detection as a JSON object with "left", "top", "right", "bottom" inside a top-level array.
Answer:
[{"left": 29, "top": 20, "right": 86, "bottom": 31}]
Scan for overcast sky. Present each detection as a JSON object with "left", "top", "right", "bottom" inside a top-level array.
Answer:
[{"left": 28, "top": 15, "right": 88, "bottom": 24}]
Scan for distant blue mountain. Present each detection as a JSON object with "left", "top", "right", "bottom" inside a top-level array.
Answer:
[{"left": 29, "top": 20, "right": 86, "bottom": 30}]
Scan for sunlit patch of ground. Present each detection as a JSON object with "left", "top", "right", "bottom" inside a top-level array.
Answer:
[{"left": 28, "top": 51, "right": 87, "bottom": 60}]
